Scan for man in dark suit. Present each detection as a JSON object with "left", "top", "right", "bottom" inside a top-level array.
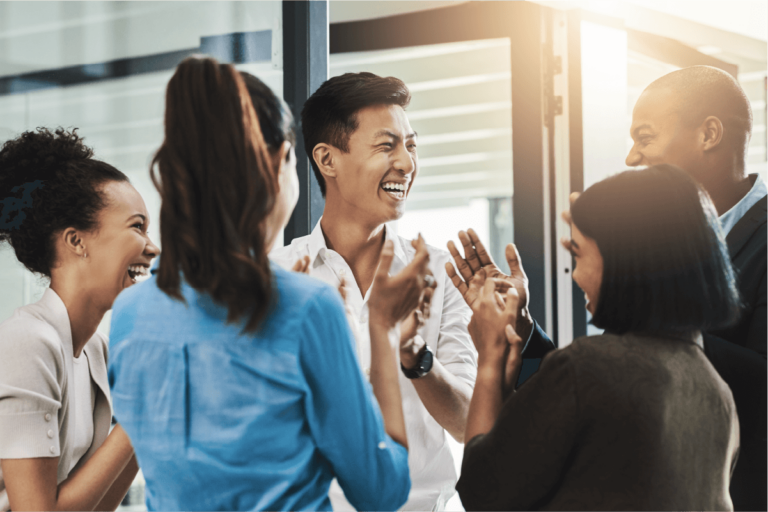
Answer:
[{"left": 626, "top": 65, "right": 766, "bottom": 511}]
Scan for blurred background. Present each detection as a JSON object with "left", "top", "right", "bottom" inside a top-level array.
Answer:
[{"left": 0, "top": 1, "right": 765, "bottom": 510}]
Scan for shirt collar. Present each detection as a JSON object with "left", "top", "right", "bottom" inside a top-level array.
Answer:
[
  {"left": 719, "top": 174, "right": 768, "bottom": 236},
  {"left": 307, "top": 217, "right": 407, "bottom": 266}
]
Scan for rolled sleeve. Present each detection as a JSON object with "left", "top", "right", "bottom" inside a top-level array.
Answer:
[
  {"left": 299, "top": 287, "right": 410, "bottom": 512},
  {"left": 434, "top": 268, "right": 478, "bottom": 388},
  {"left": 0, "top": 321, "right": 63, "bottom": 459}
]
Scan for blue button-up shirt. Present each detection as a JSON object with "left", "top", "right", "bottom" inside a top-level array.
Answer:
[{"left": 108, "top": 264, "right": 410, "bottom": 511}]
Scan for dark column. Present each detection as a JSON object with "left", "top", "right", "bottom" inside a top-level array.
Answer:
[
  {"left": 510, "top": 2, "right": 547, "bottom": 329},
  {"left": 283, "top": 0, "right": 327, "bottom": 242},
  {"left": 568, "top": 9, "right": 587, "bottom": 338}
]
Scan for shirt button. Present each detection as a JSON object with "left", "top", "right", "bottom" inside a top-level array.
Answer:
[
  {"left": 378, "top": 441, "right": 387, "bottom": 450},
  {"left": 339, "top": 268, "right": 346, "bottom": 276},
  {"left": 49, "top": 446, "right": 56, "bottom": 454},
  {"left": 364, "top": 367, "right": 371, "bottom": 376},
  {"left": 47, "top": 430, "right": 54, "bottom": 439},
  {"left": 44, "top": 413, "right": 51, "bottom": 421}
]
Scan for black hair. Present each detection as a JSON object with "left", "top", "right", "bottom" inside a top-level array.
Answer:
[
  {"left": 571, "top": 164, "right": 741, "bottom": 335},
  {"left": 0, "top": 128, "right": 129, "bottom": 278},
  {"left": 301, "top": 72, "right": 411, "bottom": 196},
  {"left": 645, "top": 66, "right": 752, "bottom": 169},
  {"left": 240, "top": 71, "right": 296, "bottom": 150}
]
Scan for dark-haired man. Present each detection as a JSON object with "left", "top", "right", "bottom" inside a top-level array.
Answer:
[
  {"left": 626, "top": 65, "right": 766, "bottom": 511},
  {"left": 272, "top": 72, "right": 552, "bottom": 510}
]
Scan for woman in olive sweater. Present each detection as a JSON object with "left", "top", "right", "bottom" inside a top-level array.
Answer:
[{"left": 454, "top": 164, "right": 741, "bottom": 511}]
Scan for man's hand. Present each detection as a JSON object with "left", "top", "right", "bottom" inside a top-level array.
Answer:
[
  {"left": 560, "top": 191, "right": 581, "bottom": 253},
  {"left": 369, "top": 235, "right": 433, "bottom": 340},
  {"left": 446, "top": 228, "right": 534, "bottom": 341}
]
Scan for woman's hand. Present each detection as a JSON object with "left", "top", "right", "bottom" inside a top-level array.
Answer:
[
  {"left": 291, "top": 255, "right": 310, "bottom": 274},
  {"left": 467, "top": 270, "right": 521, "bottom": 365},
  {"left": 369, "top": 235, "right": 432, "bottom": 334},
  {"left": 446, "top": 229, "right": 534, "bottom": 341}
]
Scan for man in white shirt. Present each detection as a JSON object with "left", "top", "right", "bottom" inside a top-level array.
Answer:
[{"left": 271, "top": 72, "right": 476, "bottom": 511}]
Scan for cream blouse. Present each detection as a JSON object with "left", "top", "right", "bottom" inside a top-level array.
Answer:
[{"left": 0, "top": 288, "right": 112, "bottom": 511}]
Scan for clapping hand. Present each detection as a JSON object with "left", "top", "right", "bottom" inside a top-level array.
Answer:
[
  {"left": 446, "top": 229, "right": 534, "bottom": 341},
  {"left": 467, "top": 271, "right": 525, "bottom": 395},
  {"left": 369, "top": 235, "right": 434, "bottom": 342},
  {"left": 291, "top": 255, "right": 310, "bottom": 274}
]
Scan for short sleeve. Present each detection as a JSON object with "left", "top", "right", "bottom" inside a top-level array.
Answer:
[
  {"left": 299, "top": 286, "right": 410, "bottom": 512},
  {"left": 457, "top": 349, "right": 580, "bottom": 511},
  {"left": 435, "top": 266, "right": 478, "bottom": 387},
  {"left": 0, "top": 320, "right": 64, "bottom": 459}
]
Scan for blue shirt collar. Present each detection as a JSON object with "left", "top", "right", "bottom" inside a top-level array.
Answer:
[{"left": 719, "top": 174, "right": 767, "bottom": 236}]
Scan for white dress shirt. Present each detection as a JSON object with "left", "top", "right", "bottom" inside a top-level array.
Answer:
[{"left": 271, "top": 220, "right": 477, "bottom": 511}]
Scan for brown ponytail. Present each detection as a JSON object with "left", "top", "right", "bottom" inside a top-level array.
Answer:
[{"left": 151, "top": 55, "right": 278, "bottom": 332}]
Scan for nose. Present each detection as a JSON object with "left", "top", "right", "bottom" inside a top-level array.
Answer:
[
  {"left": 394, "top": 143, "right": 416, "bottom": 176},
  {"left": 145, "top": 236, "right": 161, "bottom": 258},
  {"left": 625, "top": 144, "right": 642, "bottom": 167}
]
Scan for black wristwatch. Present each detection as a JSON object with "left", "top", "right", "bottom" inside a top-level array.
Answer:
[{"left": 401, "top": 345, "right": 434, "bottom": 379}]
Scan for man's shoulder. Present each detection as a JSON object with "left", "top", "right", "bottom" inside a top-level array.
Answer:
[{"left": 269, "top": 235, "right": 311, "bottom": 268}]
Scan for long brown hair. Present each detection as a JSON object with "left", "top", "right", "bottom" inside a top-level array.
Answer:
[{"left": 151, "top": 56, "right": 279, "bottom": 332}]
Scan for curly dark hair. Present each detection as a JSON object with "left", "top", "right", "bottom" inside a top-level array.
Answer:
[{"left": 0, "top": 127, "right": 129, "bottom": 277}]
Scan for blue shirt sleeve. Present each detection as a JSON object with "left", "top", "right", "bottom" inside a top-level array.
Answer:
[{"left": 298, "top": 286, "right": 410, "bottom": 512}]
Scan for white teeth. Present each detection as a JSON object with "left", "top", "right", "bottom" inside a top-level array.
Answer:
[
  {"left": 382, "top": 183, "right": 406, "bottom": 192},
  {"left": 127, "top": 265, "right": 148, "bottom": 276}
]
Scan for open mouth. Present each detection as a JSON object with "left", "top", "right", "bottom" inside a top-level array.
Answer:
[
  {"left": 381, "top": 181, "right": 407, "bottom": 200},
  {"left": 126, "top": 264, "right": 150, "bottom": 284}
]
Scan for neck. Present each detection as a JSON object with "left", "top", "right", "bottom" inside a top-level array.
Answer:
[
  {"left": 320, "top": 202, "right": 387, "bottom": 295},
  {"left": 50, "top": 274, "right": 108, "bottom": 358},
  {"left": 700, "top": 159, "right": 751, "bottom": 216}
]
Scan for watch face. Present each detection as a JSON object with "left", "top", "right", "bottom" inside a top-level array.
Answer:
[{"left": 419, "top": 346, "right": 434, "bottom": 373}]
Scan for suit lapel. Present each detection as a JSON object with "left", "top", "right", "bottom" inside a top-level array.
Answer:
[{"left": 726, "top": 194, "right": 767, "bottom": 260}]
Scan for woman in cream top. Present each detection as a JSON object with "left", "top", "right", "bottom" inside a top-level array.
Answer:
[{"left": 0, "top": 128, "right": 159, "bottom": 511}]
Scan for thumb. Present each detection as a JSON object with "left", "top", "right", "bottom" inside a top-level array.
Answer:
[
  {"left": 504, "top": 287, "right": 519, "bottom": 321},
  {"left": 376, "top": 240, "right": 395, "bottom": 281},
  {"left": 505, "top": 243, "right": 526, "bottom": 278}
]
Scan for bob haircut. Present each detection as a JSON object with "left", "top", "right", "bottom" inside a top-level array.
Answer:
[
  {"left": 151, "top": 56, "right": 292, "bottom": 333},
  {"left": 571, "top": 164, "right": 741, "bottom": 335}
]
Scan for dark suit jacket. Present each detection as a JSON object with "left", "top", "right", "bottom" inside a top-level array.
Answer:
[
  {"left": 704, "top": 186, "right": 767, "bottom": 511},
  {"left": 457, "top": 333, "right": 740, "bottom": 511}
]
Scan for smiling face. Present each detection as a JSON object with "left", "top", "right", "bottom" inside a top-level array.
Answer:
[
  {"left": 331, "top": 104, "right": 418, "bottom": 225},
  {"left": 626, "top": 88, "right": 704, "bottom": 180},
  {"left": 79, "top": 181, "right": 160, "bottom": 308},
  {"left": 569, "top": 222, "right": 603, "bottom": 315}
]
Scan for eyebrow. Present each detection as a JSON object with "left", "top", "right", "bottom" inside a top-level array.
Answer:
[
  {"left": 373, "top": 130, "right": 418, "bottom": 141},
  {"left": 128, "top": 213, "right": 146, "bottom": 223},
  {"left": 631, "top": 124, "right": 653, "bottom": 138}
]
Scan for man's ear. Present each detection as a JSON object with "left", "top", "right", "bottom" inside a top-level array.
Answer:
[
  {"left": 700, "top": 116, "right": 724, "bottom": 152},
  {"left": 312, "top": 143, "right": 337, "bottom": 180}
]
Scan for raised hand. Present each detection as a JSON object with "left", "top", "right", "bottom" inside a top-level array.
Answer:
[
  {"left": 560, "top": 191, "right": 581, "bottom": 254},
  {"left": 446, "top": 228, "right": 533, "bottom": 341},
  {"left": 291, "top": 255, "right": 310, "bottom": 274},
  {"left": 369, "top": 235, "right": 432, "bottom": 336},
  {"left": 467, "top": 271, "right": 521, "bottom": 362}
]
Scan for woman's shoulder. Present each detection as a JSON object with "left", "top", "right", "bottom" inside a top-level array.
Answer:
[
  {"left": 0, "top": 304, "right": 65, "bottom": 357},
  {"left": 272, "top": 265, "right": 344, "bottom": 314}
]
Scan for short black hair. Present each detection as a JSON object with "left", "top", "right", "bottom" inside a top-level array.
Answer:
[
  {"left": 645, "top": 66, "right": 752, "bottom": 168},
  {"left": 301, "top": 72, "right": 411, "bottom": 196},
  {"left": 0, "top": 127, "right": 128, "bottom": 277},
  {"left": 571, "top": 164, "right": 740, "bottom": 335}
]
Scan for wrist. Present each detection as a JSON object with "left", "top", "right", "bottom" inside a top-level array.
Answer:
[
  {"left": 516, "top": 307, "right": 534, "bottom": 342},
  {"left": 477, "top": 348, "right": 506, "bottom": 370}
]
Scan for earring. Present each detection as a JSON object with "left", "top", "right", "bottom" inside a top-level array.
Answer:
[{"left": 82, "top": 252, "right": 87, "bottom": 259}]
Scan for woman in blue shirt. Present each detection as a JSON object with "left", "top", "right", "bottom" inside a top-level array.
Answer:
[{"left": 108, "top": 56, "right": 428, "bottom": 511}]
